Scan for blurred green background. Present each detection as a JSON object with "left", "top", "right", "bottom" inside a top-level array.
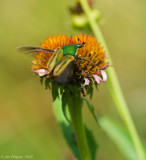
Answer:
[{"left": 0, "top": 0, "right": 146, "bottom": 159}]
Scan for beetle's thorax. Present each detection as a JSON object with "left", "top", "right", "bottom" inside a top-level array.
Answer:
[{"left": 62, "top": 44, "right": 81, "bottom": 56}]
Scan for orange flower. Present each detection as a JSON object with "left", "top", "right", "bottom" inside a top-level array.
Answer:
[{"left": 32, "top": 34, "right": 108, "bottom": 86}]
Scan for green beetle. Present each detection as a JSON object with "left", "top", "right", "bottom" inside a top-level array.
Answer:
[
  {"left": 47, "top": 43, "right": 85, "bottom": 77},
  {"left": 19, "top": 42, "right": 86, "bottom": 79}
]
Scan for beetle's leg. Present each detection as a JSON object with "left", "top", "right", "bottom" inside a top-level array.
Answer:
[
  {"left": 47, "top": 48, "right": 63, "bottom": 73},
  {"left": 78, "top": 87, "right": 86, "bottom": 97},
  {"left": 76, "top": 56, "right": 93, "bottom": 62},
  {"left": 53, "top": 55, "right": 75, "bottom": 77}
]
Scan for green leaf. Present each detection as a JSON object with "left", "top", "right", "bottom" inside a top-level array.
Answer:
[
  {"left": 51, "top": 82, "right": 59, "bottom": 101},
  {"left": 82, "top": 97, "right": 100, "bottom": 127},
  {"left": 45, "top": 78, "right": 51, "bottom": 89},
  {"left": 40, "top": 77, "right": 44, "bottom": 85},
  {"left": 60, "top": 123, "right": 82, "bottom": 160},
  {"left": 85, "top": 83, "right": 93, "bottom": 99},
  {"left": 59, "top": 84, "right": 64, "bottom": 95},
  {"left": 89, "top": 85, "right": 93, "bottom": 99},
  {"left": 99, "top": 117, "right": 139, "bottom": 160},
  {"left": 85, "top": 126, "right": 98, "bottom": 160},
  {"left": 61, "top": 92, "right": 70, "bottom": 123},
  {"left": 94, "top": 82, "right": 98, "bottom": 90}
]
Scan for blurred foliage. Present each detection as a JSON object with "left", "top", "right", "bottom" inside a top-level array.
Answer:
[
  {"left": 99, "top": 117, "right": 139, "bottom": 160},
  {"left": 0, "top": 0, "right": 146, "bottom": 159}
]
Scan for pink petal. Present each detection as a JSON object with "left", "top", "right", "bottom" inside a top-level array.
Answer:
[
  {"left": 32, "top": 69, "right": 49, "bottom": 77},
  {"left": 92, "top": 74, "right": 102, "bottom": 84},
  {"left": 83, "top": 78, "right": 90, "bottom": 86},
  {"left": 101, "top": 70, "right": 107, "bottom": 82}
]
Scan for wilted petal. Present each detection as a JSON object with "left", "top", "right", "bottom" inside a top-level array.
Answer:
[
  {"left": 101, "top": 70, "right": 107, "bottom": 82},
  {"left": 83, "top": 78, "right": 90, "bottom": 86},
  {"left": 32, "top": 69, "right": 49, "bottom": 77},
  {"left": 92, "top": 74, "right": 102, "bottom": 84}
]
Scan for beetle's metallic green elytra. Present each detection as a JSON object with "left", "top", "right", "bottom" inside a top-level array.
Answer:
[{"left": 47, "top": 43, "right": 85, "bottom": 76}]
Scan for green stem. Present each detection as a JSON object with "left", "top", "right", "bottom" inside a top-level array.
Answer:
[
  {"left": 68, "top": 95, "right": 91, "bottom": 160},
  {"left": 79, "top": 0, "right": 146, "bottom": 160}
]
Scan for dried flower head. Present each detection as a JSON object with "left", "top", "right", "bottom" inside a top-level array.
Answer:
[{"left": 69, "top": 0, "right": 93, "bottom": 14}]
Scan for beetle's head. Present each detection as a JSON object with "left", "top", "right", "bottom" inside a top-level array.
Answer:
[
  {"left": 76, "top": 38, "right": 85, "bottom": 48},
  {"left": 76, "top": 42, "right": 85, "bottom": 48}
]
